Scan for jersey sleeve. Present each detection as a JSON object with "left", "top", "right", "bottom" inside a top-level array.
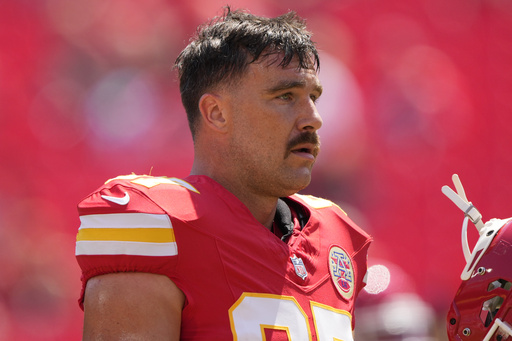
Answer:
[{"left": 75, "top": 175, "right": 179, "bottom": 309}]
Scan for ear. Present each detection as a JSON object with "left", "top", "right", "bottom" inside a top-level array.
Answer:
[{"left": 198, "top": 93, "right": 229, "bottom": 133}]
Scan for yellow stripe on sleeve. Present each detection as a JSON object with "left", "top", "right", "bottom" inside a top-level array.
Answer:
[
  {"left": 75, "top": 213, "right": 178, "bottom": 256},
  {"left": 77, "top": 227, "right": 175, "bottom": 243}
]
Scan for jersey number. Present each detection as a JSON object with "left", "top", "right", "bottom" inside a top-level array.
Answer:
[{"left": 228, "top": 293, "right": 353, "bottom": 341}]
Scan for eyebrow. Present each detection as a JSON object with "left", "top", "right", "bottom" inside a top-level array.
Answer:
[{"left": 264, "top": 79, "right": 323, "bottom": 96}]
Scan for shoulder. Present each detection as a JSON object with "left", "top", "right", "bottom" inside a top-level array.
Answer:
[
  {"left": 291, "top": 193, "right": 352, "bottom": 222},
  {"left": 291, "top": 193, "right": 346, "bottom": 214},
  {"left": 76, "top": 174, "right": 193, "bottom": 255},
  {"left": 291, "top": 193, "right": 372, "bottom": 242},
  {"left": 78, "top": 174, "right": 201, "bottom": 217},
  {"left": 75, "top": 174, "right": 199, "bottom": 306},
  {"left": 76, "top": 174, "right": 205, "bottom": 256},
  {"left": 76, "top": 174, "right": 203, "bottom": 258}
]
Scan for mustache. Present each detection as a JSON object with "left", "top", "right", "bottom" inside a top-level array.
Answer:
[{"left": 286, "top": 132, "right": 321, "bottom": 157}]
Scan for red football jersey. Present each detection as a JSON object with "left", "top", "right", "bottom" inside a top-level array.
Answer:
[{"left": 76, "top": 175, "right": 372, "bottom": 340}]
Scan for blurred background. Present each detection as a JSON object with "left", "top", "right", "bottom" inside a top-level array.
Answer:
[{"left": 2, "top": 0, "right": 512, "bottom": 339}]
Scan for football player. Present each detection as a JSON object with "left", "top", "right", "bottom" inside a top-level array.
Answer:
[
  {"left": 444, "top": 175, "right": 512, "bottom": 340},
  {"left": 76, "top": 7, "right": 372, "bottom": 340}
]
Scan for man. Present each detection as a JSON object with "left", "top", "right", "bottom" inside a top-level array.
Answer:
[{"left": 76, "top": 7, "right": 372, "bottom": 340}]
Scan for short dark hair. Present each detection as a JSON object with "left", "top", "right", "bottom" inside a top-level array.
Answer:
[{"left": 174, "top": 7, "right": 320, "bottom": 138}]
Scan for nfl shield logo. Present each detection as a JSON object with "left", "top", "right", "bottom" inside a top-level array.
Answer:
[{"left": 290, "top": 254, "right": 308, "bottom": 280}]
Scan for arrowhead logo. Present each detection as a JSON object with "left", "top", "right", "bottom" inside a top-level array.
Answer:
[
  {"left": 329, "top": 245, "right": 354, "bottom": 300},
  {"left": 101, "top": 192, "right": 130, "bottom": 205}
]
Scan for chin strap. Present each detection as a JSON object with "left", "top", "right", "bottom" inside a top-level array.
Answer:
[
  {"left": 442, "top": 174, "right": 484, "bottom": 269},
  {"left": 441, "top": 174, "right": 510, "bottom": 281},
  {"left": 442, "top": 174, "right": 484, "bottom": 232}
]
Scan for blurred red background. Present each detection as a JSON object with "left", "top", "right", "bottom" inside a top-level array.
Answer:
[{"left": 2, "top": 0, "right": 512, "bottom": 339}]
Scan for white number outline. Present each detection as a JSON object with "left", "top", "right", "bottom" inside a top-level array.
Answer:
[{"left": 229, "top": 292, "right": 353, "bottom": 341}]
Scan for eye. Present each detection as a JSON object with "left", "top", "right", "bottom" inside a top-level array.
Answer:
[
  {"left": 277, "top": 93, "right": 293, "bottom": 101},
  {"left": 310, "top": 93, "right": 321, "bottom": 104}
]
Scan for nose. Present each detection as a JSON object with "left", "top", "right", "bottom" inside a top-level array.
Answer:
[{"left": 298, "top": 99, "right": 323, "bottom": 132}]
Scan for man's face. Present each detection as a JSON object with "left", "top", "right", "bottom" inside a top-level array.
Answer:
[{"left": 223, "top": 56, "right": 323, "bottom": 198}]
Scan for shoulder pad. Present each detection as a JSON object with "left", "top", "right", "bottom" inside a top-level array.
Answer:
[
  {"left": 78, "top": 174, "right": 199, "bottom": 214},
  {"left": 105, "top": 174, "right": 199, "bottom": 193},
  {"left": 76, "top": 174, "right": 190, "bottom": 258},
  {"left": 293, "top": 194, "right": 347, "bottom": 215}
]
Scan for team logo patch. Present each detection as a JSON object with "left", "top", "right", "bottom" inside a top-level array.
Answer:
[
  {"left": 329, "top": 246, "right": 354, "bottom": 300},
  {"left": 290, "top": 254, "right": 308, "bottom": 280}
]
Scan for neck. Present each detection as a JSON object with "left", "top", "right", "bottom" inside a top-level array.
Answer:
[
  {"left": 190, "top": 159, "right": 278, "bottom": 230},
  {"left": 231, "top": 188, "right": 278, "bottom": 230}
]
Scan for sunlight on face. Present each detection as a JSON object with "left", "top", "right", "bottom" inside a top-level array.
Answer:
[{"left": 223, "top": 56, "right": 323, "bottom": 197}]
